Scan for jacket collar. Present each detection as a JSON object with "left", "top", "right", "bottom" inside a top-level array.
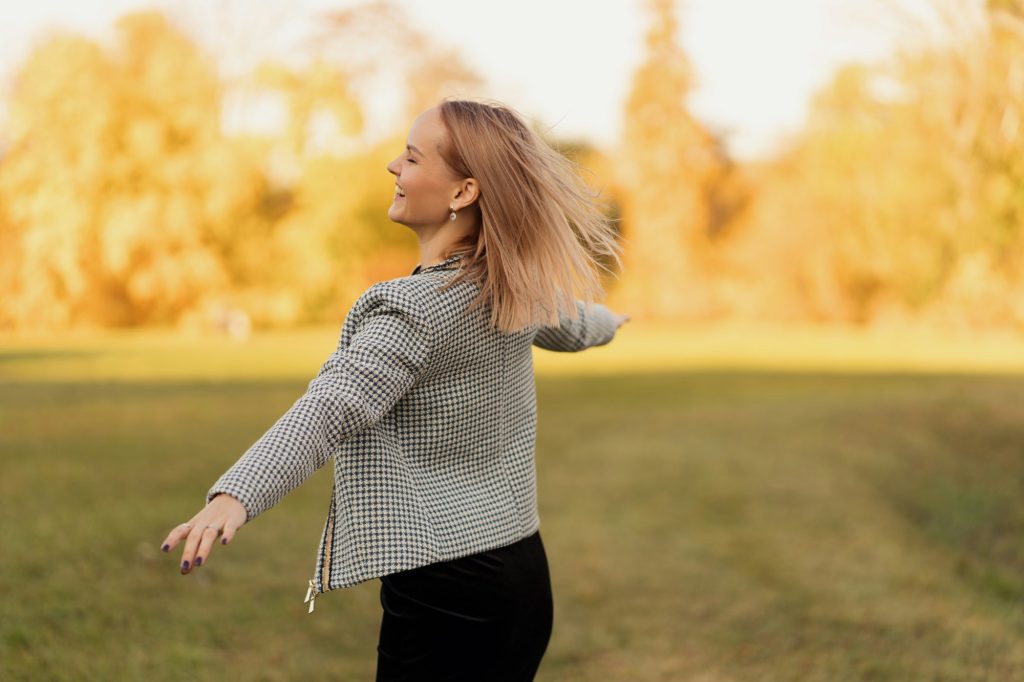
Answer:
[{"left": 411, "top": 254, "right": 463, "bottom": 276}]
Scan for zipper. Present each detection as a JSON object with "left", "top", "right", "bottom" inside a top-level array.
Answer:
[
  {"left": 303, "top": 579, "right": 317, "bottom": 613},
  {"left": 303, "top": 494, "right": 336, "bottom": 614}
]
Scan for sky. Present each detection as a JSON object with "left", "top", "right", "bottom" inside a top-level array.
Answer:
[{"left": 0, "top": 0, "right": 921, "bottom": 159}]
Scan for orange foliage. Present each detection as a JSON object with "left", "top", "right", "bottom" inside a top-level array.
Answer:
[
  {"left": 2, "top": 0, "right": 1022, "bottom": 332},
  {"left": 611, "top": 0, "right": 734, "bottom": 320}
]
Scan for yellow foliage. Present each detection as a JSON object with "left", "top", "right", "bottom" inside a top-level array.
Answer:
[
  {"left": 726, "top": 1, "right": 1024, "bottom": 330},
  {"left": 0, "top": 14, "right": 248, "bottom": 328},
  {"left": 612, "top": 0, "right": 731, "bottom": 319},
  {"left": 0, "top": 4, "right": 482, "bottom": 332},
  {"left": 5, "top": 1, "right": 1021, "bottom": 332}
]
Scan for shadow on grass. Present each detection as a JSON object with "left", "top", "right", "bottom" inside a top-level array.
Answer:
[{"left": 0, "top": 349, "right": 98, "bottom": 364}]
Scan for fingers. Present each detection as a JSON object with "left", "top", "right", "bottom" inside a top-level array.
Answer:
[
  {"left": 178, "top": 523, "right": 224, "bottom": 574},
  {"left": 162, "top": 494, "right": 248, "bottom": 575},
  {"left": 178, "top": 525, "right": 204, "bottom": 574},
  {"left": 161, "top": 522, "right": 195, "bottom": 554},
  {"left": 220, "top": 517, "right": 242, "bottom": 547},
  {"left": 192, "top": 525, "right": 224, "bottom": 570}
]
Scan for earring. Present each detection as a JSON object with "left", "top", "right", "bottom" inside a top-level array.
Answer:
[{"left": 449, "top": 206, "right": 457, "bottom": 222}]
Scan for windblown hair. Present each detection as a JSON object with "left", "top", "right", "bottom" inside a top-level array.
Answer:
[{"left": 437, "top": 99, "right": 622, "bottom": 333}]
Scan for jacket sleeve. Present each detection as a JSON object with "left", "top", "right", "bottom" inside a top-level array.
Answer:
[
  {"left": 532, "top": 300, "right": 622, "bottom": 353},
  {"left": 206, "top": 290, "right": 432, "bottom": 522}
]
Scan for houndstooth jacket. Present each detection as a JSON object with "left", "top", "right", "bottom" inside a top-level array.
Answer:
[{"left": 207, "top": 253, "right": 622, "bottom": 608}]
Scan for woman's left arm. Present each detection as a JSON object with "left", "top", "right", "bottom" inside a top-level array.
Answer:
[
  {"left": 533, "top": 300, "right": 629, "bottom": 352},
  {"left": 161, "top": 291, "right": 432, "bottom": 574}
]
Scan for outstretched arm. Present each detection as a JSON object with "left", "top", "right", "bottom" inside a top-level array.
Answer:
[
  {"left": 161, "top": 291, "right": 432, "bottom": 574},
  {"left": 533, "top": 300, "right": 629, "bottom": 352}
]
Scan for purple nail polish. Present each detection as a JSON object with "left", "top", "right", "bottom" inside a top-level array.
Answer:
[
  {"left": 194, "top": 556, "right": 202, "bottom": 566},
  {"left": 221, "top": 537, "right": 227, "bottom": 545},
  {"left": 162, "top": 544, "right": 170, "bottom": 552},
  {"left": 182, "top": 560, "right": 190, "bottom": 570}
]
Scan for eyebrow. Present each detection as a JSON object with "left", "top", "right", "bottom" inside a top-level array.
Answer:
[{"left": 406, "top": 144, "right": 423, "bottom": 157}]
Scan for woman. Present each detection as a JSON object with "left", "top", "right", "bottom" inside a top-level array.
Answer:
[{"left": 161, "top": 99, "right": 628, "bottom": 680}]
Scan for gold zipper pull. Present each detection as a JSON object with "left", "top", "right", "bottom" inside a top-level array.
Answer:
[{"left": 304, "top": 579, "right": 316, "bottom": 614}]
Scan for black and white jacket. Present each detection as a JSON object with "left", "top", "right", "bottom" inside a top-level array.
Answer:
[{"left": 207, "top": 254, "right": 622, "bottom": 609}]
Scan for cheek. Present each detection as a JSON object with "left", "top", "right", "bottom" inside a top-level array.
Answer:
[{"left": 411, "top": 173, "right": 448, "bottom": 205}]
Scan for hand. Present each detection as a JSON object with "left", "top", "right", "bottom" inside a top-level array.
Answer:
[{"left": 161, "top": 493, "right": 248, "bottom": 575}]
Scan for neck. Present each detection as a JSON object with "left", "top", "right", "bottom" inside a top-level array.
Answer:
[{"left": 415, "top": 218, "right": 477, "bottom": 268}]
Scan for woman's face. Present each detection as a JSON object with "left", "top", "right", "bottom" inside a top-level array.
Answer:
[{"left": 386, "top": 107, "right": 461, "bottom": 229}]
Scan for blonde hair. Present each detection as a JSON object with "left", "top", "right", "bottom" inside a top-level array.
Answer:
[{"left": 437, "top": 99, "right": 621, "bottom": 333}]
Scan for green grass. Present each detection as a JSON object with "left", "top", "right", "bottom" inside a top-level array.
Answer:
[{"left": 2, "top": 326, "right": 1024, "bottom": 680}]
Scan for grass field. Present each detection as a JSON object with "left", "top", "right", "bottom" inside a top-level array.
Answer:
[{"left": 2, "top": 323, "right": 1024, "bottom": 681}]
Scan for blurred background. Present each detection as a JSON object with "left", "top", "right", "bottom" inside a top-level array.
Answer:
[
  {"left": 3, "top": 1, "right": 1024, "bottom": 681},
  {"left": 3, "top": 0, "right": 1022, "bottom": 334}
]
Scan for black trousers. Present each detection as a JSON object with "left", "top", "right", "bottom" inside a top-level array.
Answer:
[{"left": 375, "top": 530, "right": 553, "bottom": 681}]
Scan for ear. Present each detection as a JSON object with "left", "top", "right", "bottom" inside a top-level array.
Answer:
[{"left": 452, "top": 178, "right": 480, "bottom": 211}]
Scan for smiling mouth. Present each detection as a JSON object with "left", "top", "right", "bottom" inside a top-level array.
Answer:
[{"left": 394, "top": 183, "right": 405, "bottom": 198}]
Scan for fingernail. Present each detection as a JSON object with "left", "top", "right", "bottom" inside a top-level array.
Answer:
[
  {"left": 181, "top": 560, "right": 190, "bottom": 570},
  {"left": 162, "top": 544, "right": 170, "bottom": 552},
  {"left": 194, "top": 556, "right": 202, "bottom": 566},
  {"left": 221, "top": 537, "right": 227, "bottom": 545}
]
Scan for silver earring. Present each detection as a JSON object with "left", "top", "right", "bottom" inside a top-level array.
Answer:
[{"left": 449, "top": 208, "right": 457, "bottom": 222}]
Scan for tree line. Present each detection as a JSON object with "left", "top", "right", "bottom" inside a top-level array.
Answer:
[{"left": 1, "top": 0, "right": 1020, "bottom": 332}]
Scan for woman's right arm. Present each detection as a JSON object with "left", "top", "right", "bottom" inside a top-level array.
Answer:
[
  {"left": 206, "top": 295, "right": 432, "bottom": 520},
  {"left": 161, "top": 290, "right": 433, "bottom": 574}
]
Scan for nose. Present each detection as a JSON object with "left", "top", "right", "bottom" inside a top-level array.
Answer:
[{"left": 387, "top": 157, "right": 399, "bottom": 176}]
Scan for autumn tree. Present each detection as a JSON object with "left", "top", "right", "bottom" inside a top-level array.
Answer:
[
  {"left": 613, "top": 0, "right": 730, "bottom": 319},
  {"left": 232, "top": 0, "right": 485, "bottom": 321},
  {"left": 314, "top": 0, "right": 483, "bottom": 121},
  {"left": 928, "top": 0, "right": 1024, "bottom": 326},
  {"left": 0, "top": 12, "right": 266, "bottom": 329},
  {"left": 730, "top": 0, "right": 1024, "bottom": 327}
]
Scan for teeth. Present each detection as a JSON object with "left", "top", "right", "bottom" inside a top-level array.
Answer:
[{"left": 395, "top": 183, "right": 405, "bottom": 197}]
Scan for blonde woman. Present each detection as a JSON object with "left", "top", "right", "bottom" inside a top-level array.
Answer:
[{"left": 161, "top": 99, "right": 628, "bottom": 680}]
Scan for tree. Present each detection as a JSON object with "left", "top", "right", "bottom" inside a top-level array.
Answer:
[
  {"left": 613, "top": 0, "right": 729, "bottom": 318},
  {"left": 729, "top": 0, "right": 1024, "bottom": 328},
  {"left": 314, "top": 0, "right": 483, "bottom": 121},
  {"left": 0, "top": 12, "right": 267, "bottom": 329}
]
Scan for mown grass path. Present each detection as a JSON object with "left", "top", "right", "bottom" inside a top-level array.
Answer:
[{"left": 2, "top": 325, "right": 1023, "bottom": 680}]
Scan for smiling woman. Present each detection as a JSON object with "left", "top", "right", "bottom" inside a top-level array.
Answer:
[
  {"left": 385, "top": 108, "right": 476, "bottom": 248},
  {"left": 160, "top": 98, "right": 628, "bottom": 681},
  {"left": 388, "top": 100, "right": 623, "bottom": 332}
]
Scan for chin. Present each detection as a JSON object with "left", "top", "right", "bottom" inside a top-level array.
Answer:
[{"left": 386, "top": 212, "right": 415, "bottom": 231}]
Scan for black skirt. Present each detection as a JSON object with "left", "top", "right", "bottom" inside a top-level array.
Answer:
[{"left": 375, "top": 530, "right": 554, "bottom": 681}]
